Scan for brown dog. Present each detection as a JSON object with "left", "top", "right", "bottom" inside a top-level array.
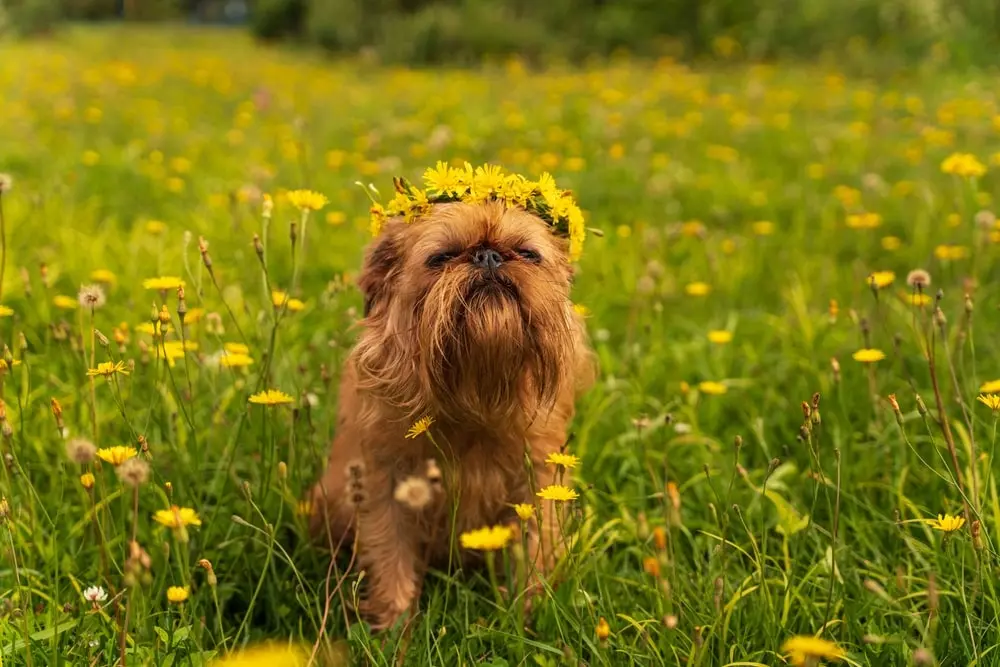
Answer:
[{"left": 309, "top": 199, "right": 594, "bottom": 629}]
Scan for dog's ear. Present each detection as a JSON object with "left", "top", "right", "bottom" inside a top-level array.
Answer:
[{"left": 358, "top": 226, "right": 402, "bottom": 317}]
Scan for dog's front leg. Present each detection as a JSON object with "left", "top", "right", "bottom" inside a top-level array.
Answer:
[{"left": 357, "top": 475, "right": 422, "bottom": 630}]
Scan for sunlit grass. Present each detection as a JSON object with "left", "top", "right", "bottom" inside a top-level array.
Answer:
[{"left": 1, "top": 24, "right": 1000, "bottom": 665}]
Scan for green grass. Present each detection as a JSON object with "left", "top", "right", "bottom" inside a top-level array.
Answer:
[{"left": 2, "top": 24, "right": 1000, "bottom": 666}]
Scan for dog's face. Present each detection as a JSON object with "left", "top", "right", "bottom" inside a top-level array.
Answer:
[{"left": 355, "top": 201, "right": 577, "bottom": 422}]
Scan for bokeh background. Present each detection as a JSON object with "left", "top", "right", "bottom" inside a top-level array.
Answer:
[{"left": 4, "top": 1, "right": 1000, "bottom": 665}]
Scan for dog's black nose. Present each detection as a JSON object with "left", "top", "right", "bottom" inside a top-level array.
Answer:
[{"left": 472, "top": 248, "right": 503, "bottom": 271}]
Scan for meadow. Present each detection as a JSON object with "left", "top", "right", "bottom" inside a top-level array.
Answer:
[{"left": 1, "top": 24, "right": 1000, "bottom": 666}]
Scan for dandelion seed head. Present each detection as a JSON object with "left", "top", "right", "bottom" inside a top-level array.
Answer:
[
  {"left": 66, "top": 437, "right": 97, "bottom": 464},
  {"left": 116, "top": 457, "right": 150, "bottom": 487},
  {"left": 77, "top": 284, "right": 106, "bottom": 309},
  {"left": 393, "top": 476, "right": 432, "bottom": 511}
]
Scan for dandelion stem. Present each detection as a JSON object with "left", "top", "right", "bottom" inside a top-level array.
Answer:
[
  {"left": 928, "top": 325, "right": 972, "bottom": 527},
  {"left": 88, "top": 307, "right": 98, "bottom": 445},
  {"left": 0, "top": 192, "right": 6, "bottom": 304}
]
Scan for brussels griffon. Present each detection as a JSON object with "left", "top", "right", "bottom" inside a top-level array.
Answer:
[{"left": 309, "top": 199, "right": 594, "bottom": 629}]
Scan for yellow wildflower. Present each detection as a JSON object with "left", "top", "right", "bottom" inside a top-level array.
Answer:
[
  {"left": 166, "top": 586, "right": 190, "bottom": 604},
  {"left": 751, "top": 220, "right": 774, "bottom": 235},
  {"left": 0, "top": 359, "right": 22, "bottom": 371},
  {"left": 143, "top": 276, "right": 185, "bottom": 291},
  {"left": 545, "top": 452, "right": 580, "bottom": 469},
  {"left": 87, "top": 360, "right": 130, "bottom": 378},
  {"left": 96, "top": 446, "right": 137, "bottom": 466},
  {"left": 941, "top": 152, "right": 986, "bottom": 178},
  {"left": 286, "top": 189, "right": 328, "bottom": 211},
  {"left": 220, "top": 353, "right": 254, "bottom": 368},
  {"left": 976, "top": 394, "right": 1000, "bottom": 412},
  {"left": 868, "top": 271, "right": 895, "bottom": 289},
  {"left": 596, "top": 617, "right": 611, "bottom": 641},
  {"left": 698, "top": 381, "right": 728, "bottom": 395},
  {"left": 0, "top": 305, "right": 12, "bottom": 317},
  {"left": 80, "top": 473, "right": 96, "bottom": 490},
  {"left": 53, "top": 295, "right": 77, "bottom": 310},
  {"left": 405, "top": 416, "right": 434, "bottom": 439},
  {"left": 153, "top": 505, "right": 202, "bottom": 528},
  {"left": 536, "top": 484, "right": 579, "bottom": 502},
  {"left": 925, "top": 513, "right": 965, "bottom": 533},
  {"left": 459, "top": 525, "right": 514, "bottom": 551},
  {"left": 145, "top": 220, "right": 166, "bottom": 235},
  {"left": 511, "top": 503, "right": 535, "bottom": 521},
  {"left": 881, "top": 236, "right": 901, "bottom": 251},
  {"left": 224, "top": 342, "right": 250, "bottom": 356},
  {"left": 685, "top": 282, "right": 711, "bottom": 296},
  {"left": 248, "top": 389, "right": 294, "bottom": 406},
  {"left": 934, "top": 244, "right": 969, "bottom": 261},
  {"left": 707, "top": 330, "right": 732, "bottom": 344},
  {"left": 90, "top": 269, "right": 117, "bottom": 284},
  {"left": 781, "top": 635, "right": 846, "bottom": 666},
  {"left": 210, "top": 642, "right": 309, "bottom": 666},
  {"left": 981, "top": 380, "right": 1000, "bottom": 394},
  {"left": 852, "top": 348, "right": 886, "bottom": 363}
]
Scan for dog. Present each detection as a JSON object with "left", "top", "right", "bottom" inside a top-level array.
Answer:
[{"left": 309, "top": 198, "right": 594, "bottom": 630}]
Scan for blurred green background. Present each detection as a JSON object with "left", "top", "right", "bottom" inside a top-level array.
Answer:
[{"left": 3, "top": 0, "right": 1000, "bottom": 68}]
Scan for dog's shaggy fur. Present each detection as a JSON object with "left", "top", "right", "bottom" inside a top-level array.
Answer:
[{"left": 309, "top": 200, "right": 594, "bottom": 629}]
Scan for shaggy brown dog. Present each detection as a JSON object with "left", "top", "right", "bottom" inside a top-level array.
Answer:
[{"left": 309, "top": 200, "right": 594, "bottom": 629}]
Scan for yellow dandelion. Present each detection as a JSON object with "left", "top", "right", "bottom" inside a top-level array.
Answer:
[
  {"left": 0, "top": 305, "right": 12, "bottom": 317},
  {"left": 853, "top": 348, "right": 886, "bottom": 363},
  {"left": 934, "top": 244, "right": 969, "bottom": 261},
  {"left": 423, "top": 160, "right": 459, "bottom": 196},
  {"left": 0, "top": 359, "right": 22, "bottom": 371},
  {"left": 166, "top": 586, "right": 189, "bottom": 604},
  {"left": 925, "top": 513, "right": 965, "bottom": 533},
  {"left": 941, "top": 152, "right": 987, "bottom": 178},
  {"left": 221, "top": 353, "right": 254, "bottom": 368},
  {"left": 406, "top": 416, "right": 434, "bottom": 439},
  {"left": 881, "top": 236, "right": 902, "bottom": 251},
  {"left": 90, "top": 269, "right": 117, "bottom": 284},
  {"left": 459, "top": 525, "right": 514, "bottom": 551},
  {"left": 698, "top": 381, "right": 728, "bottom": 395},
  {"left": 296, "top": 500, "right": 314, "bottom": 517},
  {"left": 96, "top": 446, "right": 137, "bottom": 466},
  {"left": 781, "top": 635, "right": 846, "bottom": 666},
  {"left": 868, "top": 271, "right": 895, "bottom": 289},
  {"left": 153, "top": 505, "right": 202, "bottom": 528},
  {"left": 53, "top": 295, "right": 77, "bottom": 310},
  {"left": 145, "top": 220, "right": 166, "bottom": 235},
  {"left": 210, "top": 642, "right": 309, "bottom": 666},
  {"left": 87, "top": 360, "right": 130, "bottom": 378},
  {"left": 904, "top": 293, "right": 932, "bottom": 306},
  {"left": 143, "top": 276, "right": 185, "bottom": 291},
  {"left": 537, "top": 484, "right": 579, "bottom": 502},
  {"left": 707, "top": 330, "right": 733, "bottom": 344},
  {"left": 573, "top": 303, "right": 590, "bottom": 318},
  {"left": 184, "top": 308, "right": 205, "bottom": 324},
  {"left": 545, "top": 452, "right": 580, "bottom": 469},
  {"left": 980, "top": 380, "right": 1000, "bottom": 394},
  {"left": 751, "top": 220, "right": 774, "bottom": 235},
  {"left": 685, "top": 282, "right": 711, "bottom": 296},
  {"left": 977, "top": 394, "right": 1000, "bottom": 412},
  {"left": 224, "top": 342, "right": 250, "bottom": 356},
  {"left": 80, "top": 473, "right": 96, "bottom": 490},
  {"left": 286, "top": 189, "right": 328, "bottom": 212},
  {"left": 511, "top": 503, "right": 535, "bottom": 521},
  {"left": 248, "top": 389, "right": 294, "bottom": 406}
]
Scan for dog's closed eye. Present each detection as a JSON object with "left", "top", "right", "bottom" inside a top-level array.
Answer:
[
  {"left": 426, "top": 251, "right": 458, "bottom": 269},
  {"left": 516, "top": 248, "right": 542, "bottom": 263}
]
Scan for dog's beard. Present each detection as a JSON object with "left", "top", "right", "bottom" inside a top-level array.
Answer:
[{"left": 416, "top": 268, "right": 571, "bottom": 423}]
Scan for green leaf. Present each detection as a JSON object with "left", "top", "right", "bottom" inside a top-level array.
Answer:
[
  {"left": 1, "top": 619, "right": 79, "bottom": 656},
  {"left": 763, "top": 489, "right": 810, "bottom": 536},
  {"left": 154, "top": 626, "right": 169, "bottom": 645}
]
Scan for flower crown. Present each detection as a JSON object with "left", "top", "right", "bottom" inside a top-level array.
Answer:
[{"left": 367, "top": 162, "right": 585, "bottom": 262}]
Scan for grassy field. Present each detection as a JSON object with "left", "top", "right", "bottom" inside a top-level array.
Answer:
[{"left": 2, "top": 24, "right": 1000, "bottom": 666}]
